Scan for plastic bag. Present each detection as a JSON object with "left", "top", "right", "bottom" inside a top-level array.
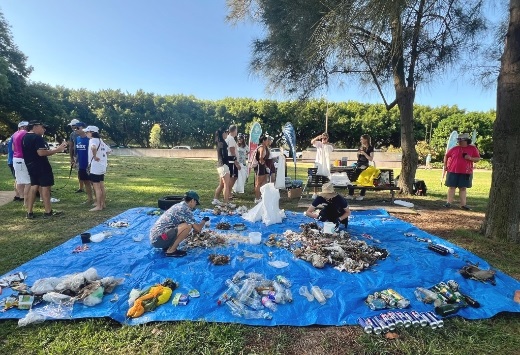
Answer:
[
  {"left": 274, "top": 155, "right": 286, "bottom": 189},
  {"left": 43, "top": 292, "right": 74, "bottom": 304},
  {"left": 354, "top": 166, "right": 381, "bottom": 187},
  {"left": 261, "top": 183, "right": 285, "bottom": 226},
  {"left": 18, "top": 310, "right": 47, "bottom": 327},
  {"left": 233, "top": 163, "right": 248, "bottom": 194},
  {"left": 83, "top": 286, "right": 104, "bottom": 306},
  {"left": 100, "top": 277, "right": 124, "bottom": 294},
  {"left": 268, "top": 260, "right": 289, "bottom": 268},
  {"left": 31, "top": 277, "right": 62, "bottom": 295}
]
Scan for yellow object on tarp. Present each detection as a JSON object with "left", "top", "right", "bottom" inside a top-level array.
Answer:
[{"left": 354, "top": 166, "right": 381, "bottom": 187}]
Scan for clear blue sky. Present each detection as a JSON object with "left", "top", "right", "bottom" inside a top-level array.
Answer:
[{"left": 1, "top": 0, "right": 497, "bottom": 112}]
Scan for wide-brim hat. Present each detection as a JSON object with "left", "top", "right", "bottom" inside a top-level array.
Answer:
[
  {"left": 319, "top": 182, "right": 337, "bottom": 198},
  {"left": 84, "top": 125, "right": 99, "bottom": 133}
]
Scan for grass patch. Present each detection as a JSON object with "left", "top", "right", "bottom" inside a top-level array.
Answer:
[{"left": 0, "top": 155, "right": 518, "bottom": 354}]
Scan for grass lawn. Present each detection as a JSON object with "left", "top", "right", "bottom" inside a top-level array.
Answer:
[{"left": 0, "top": 155, "right": 519, "bottom": 354}]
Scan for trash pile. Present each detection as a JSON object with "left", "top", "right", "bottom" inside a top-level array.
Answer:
[
  {"left": 127, "top": 279, "right": 177, "bottom": 318},
  {"left": 266, "top": 223, "right": 388, "bottom": 272},
  {"left": 415, "top": 280, "right": 480, "bottom": 316},
  {"left": 217, "top": 271, "right": 293, "bottom": 320},
  {"left": 208, "top": 254, "right": 231, "bottom": 265},
  {"left": 358, "top": 310, "right": 445, "bottom": 334},
  {"left": 186, "top": 230, "right": 248, "bottom": 249},
  {"left": 210, "top": 205, "right": 248, "bottom": 216},
  {"left": 0, "top": 268, "right": 124, "bottom": 326},
  {"left": 365, "top": 289, "right": 410, "bottom": 310}
]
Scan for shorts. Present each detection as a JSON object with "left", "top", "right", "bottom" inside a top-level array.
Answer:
[
  {"left": 445, "top": 172, "right": 472, "bottom": 188},
  {"left": 90, "top": 173, "right": 105, "bottom": 183},
  {"left": 256, "top": 164, "right": 268, "bottom": 176},
  {"left": 8, "top": 164, "right": 15, "bottom": 178},
  {"left": 29, "top": 171, "right": 55, "bottom": 187},
  {"left": 227, "top": 161, "right": 239, "bottom": 178},
  {"left": 217, "top": 164, "right": 230, "bottom": 178},
  {"left": 78, "top": 168, "right": 90, "bottom": 181},
  {"left": 13, "top": 158, "right": 31, "bottom": 184},
  {"left": 151, "top": 227, "right": 179, "bottom": 249}
]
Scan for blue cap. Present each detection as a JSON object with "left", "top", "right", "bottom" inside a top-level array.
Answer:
[{"left": 185, "top": 190, "right": 200, "bottom": 205}]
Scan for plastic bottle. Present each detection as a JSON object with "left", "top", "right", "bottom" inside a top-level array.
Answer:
[
  {"left": 414, "top": 287, "right": 440, "bottom": 303},
  {"left": 241, "top": 295, "right": 264, "bottom": 310},
  {"left": 243, "top": 309, "right": 272, "bottom": 320},
  {"left": 232, "top": 270, "right": 245, "bottom": 283},
  {"left": 285, "top": 288, "right": 293, "bottom": 303},
  {"left": 276, "top": 275, "right": 292, "bottom": 288},
  {"left": 225, "top": 298, "right": 245, "bottom": 317},
  {"left": 367, "top": 298, "right": 387, "bottom": 310},
  {"left": 217, "top": 280, "right": 240, "bottom": 305},
  {"left": 261, "top": 296, "right": 278, "bottom": 312},
  {"left": 311, "top": 286, "right": 326, "bottom": 305},
  {"left": 271, "top": 282, "right": 286, "bottom": 304},
  {"left": 247, "top": 272, "right": 264, "bottom": 281},
  {"left": 299, "top": 286, "right": 314, "bottom": 302},
  {"left": 236, "top": 279, "right": 255, "bottom": 302}
]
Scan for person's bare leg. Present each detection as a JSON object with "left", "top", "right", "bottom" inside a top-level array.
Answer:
[
  {"left": 255, "top": 175, "right": 267, "bottom": 199},
  {"left": 459, "top": 187, "right": 467, "bottom": 207},
  {"left": 222, "top": 175, "right": 231, "bottom": 203},
  {"left": 26, "top": 185, "right": 38, "bottom": 214},
  {"left": 84, "top": 180, "right": 94, "bottom": 203},
  {"left": 166, "top": 223, "right": 192, "bottom": 253},
  {"left": 22, "top": 184, "right": 30, "bottom": 208},
  {"left": 214, "top": 180, "right": 224, "bottom": 200},
  {"left": 100, "top": 181, "right": 106, "bottom": 209},
  {"left": 40, "top": 186, "right": 52, "bottom": 213},
  {"left": 90, "top": 183, "right": 103, "bottom": 211},
  {"left": 447, "top": 187, "right": 456, "bottom": 204}
]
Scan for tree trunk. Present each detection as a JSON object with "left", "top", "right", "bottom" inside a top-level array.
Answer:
[
  {"left": 391, "top": 16, "right": 418, "bottom": 195},
  {"left": 482, "top": 0, "right": 520, "bottom": 242}
]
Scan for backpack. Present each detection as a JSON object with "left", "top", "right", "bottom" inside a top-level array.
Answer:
[{"left": 413, "top": 179, "right": 427, "bottom": 196}]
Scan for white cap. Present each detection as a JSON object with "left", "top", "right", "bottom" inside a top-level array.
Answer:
[
  {"left": 18, "top": 121, "right": 29, "bottom": 128},
  {"left": 68, "top": 119, "right": 80, "bottom": 126},
  {"left": 84, "top": 125, "right": 99, "bottom": 133}
]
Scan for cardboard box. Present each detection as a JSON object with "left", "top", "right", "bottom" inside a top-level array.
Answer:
[{"left": 288, "top": 188, "right": 302, "bottom": 199}]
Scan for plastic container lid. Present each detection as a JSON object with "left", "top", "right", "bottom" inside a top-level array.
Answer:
[
  {"left": 90, "top": 232, "right": 105, "bottom": 243},
  {"left": 248, "top": 232, "right": 262, "bottom": 245}
]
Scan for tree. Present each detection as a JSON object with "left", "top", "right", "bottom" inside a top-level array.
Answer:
[
  {"left": 0, "top": 10, "right": 33, "bottom": 128},
  {"left": 482, "top": 0, "right": 520, "bottom": 243},
  {"left": 149, "top": 123, "right": 162, "bottom": 148},
  {"left": 227, "top": 0, "right": 487, "bottom": 193}
]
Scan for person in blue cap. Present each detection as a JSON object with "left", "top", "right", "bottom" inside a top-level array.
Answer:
[{"left": 149, "top": 190, "right": 210, "bottom": 257}]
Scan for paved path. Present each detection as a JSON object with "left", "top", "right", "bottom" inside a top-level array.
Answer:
[{"left": 0, "top": 191, "right": 13, "bottom": 207}]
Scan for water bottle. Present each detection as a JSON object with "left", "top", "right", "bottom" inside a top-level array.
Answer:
[
  {"left": 247, "top": 272, "right": 264, "bottom": 280},
  {"left": 217, "top": 280, "right": 240, "bottom": 305},
  {"left": 232, "top": 270, "right": 245, "bottom": 283},
  {"left": 271, "top": 282, "right": 286, "bottom": 304},
  {"left": 243, "top": 309, "right": 272, "bottom": 320},
  {"left": 236, "top": 279, "right": 255, "bottom": 302},
  {"left": 367, "top": 298, "right": 387, "bottom": 310},
  {"left": 414, "top": 287, "right": 440, "bottom": 303},
  {"left": 276, "top": 275, "right": 292, "bottom": 288},
  {"left": 261, "top": 296, "right": 278, "bottom": 312},
  {"left": 225, "top": 298, "right": 245, "bottom": 317},
  {"left": 311, "top": 286, "right": 326, "bottom": 305},
  {"left": 241, "top": 295, "right": 263, "bottom": 310},
  {"left": 285, "top": 288, "right": 293, "bottom": 303}
]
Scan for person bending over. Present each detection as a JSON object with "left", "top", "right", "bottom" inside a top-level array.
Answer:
[
  {"left": 305, "top": 182, "right": 350, "bottom": 230},
  {"left": 149, "top": 191, "right": 209, "bottom": 257}
]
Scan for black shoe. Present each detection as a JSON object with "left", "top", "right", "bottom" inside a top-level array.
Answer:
[
  {"left": 75, "top": 189, "right": 84, "bottom": 193},
  {"left": 460, "top": 205, "right": 472, "bottom": 211},
  {"left": 26, "top": 212, "right": 35, "bottom": 219},
  {"left": 13, "top": 196, "right": 24, "bottom": 201},
  {"left": 444, "top": 202, "right": 452, "bottom": 208},
  {"left": 43, "top": 210, "right": 63, "bottom": 218},
  {"left": 165, "top": 249, "right": 187, "bottom": 257}
]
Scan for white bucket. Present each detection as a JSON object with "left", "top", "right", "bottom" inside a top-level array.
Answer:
[
  {"left": 323, "top": 222, "right": 336, "bottom": 234},
  {"left": 249, "top": 232, "right": 262, "bottom": 244}
]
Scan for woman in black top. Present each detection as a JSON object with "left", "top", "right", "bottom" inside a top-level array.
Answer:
[
  {"left": 254, "top": 135, "right": 270, "bottom": 202},
  {"left": 348, "top": 134, "right": 374, "bottom": 200},
  {"left": 212, "top": 127, "right": 232, "bottom": 206}
]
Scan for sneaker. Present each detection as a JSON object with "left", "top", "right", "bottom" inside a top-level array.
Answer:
[
  {"left": 227, "top": 203, "right": 237, "bottom": 209},
  {"left": 254, "top": 198, "right": 262, "bottom": 203},
  {"left": 460, "top": 205, "right": 472, "bottom": 211},
  {"left": 444, "top": 202, "right": 452, "bottom": 208},
  {"left": 211, "top": 198, "right": 221, "bottom": 205},
  {"left": 13, "top": 196, "right": 24, "bottom": 202},
  {"left": 26, "top": 212, "right": 35, "bottom": 219},
  {"left": 165, "top": 249, "right": 187, "bottom": 257},
  {"left": 355, "top": 196, "right": 364, "bottom": 201},
  {"left": 75, "top": 189, "right": 84, "bottom": 193},
  {"left": 50, "top": 197, "right": 60, "bottom": 203},
  {"left": 43, "top": 210, "right": 63, "bottom": 218},
  {"left": 345, "top": 195, "right": 354, "bottom": 200},
  {"left": 312, "top": 194, "right": 318, "bottom": 199}
]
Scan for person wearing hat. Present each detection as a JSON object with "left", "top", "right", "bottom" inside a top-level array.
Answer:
[
  {"left": 443, "top": 132, "right": 481, "bottom": 210},
  {"left": 22, "top": 121, "right": 68, "bottom": 219},
  {"left": 11, "top": 121, "right": 31, "bottom": 205},
  {"left": 74, "top": 122, "right": 94, "bottom": 205},
  {"left": 149, "top": 191, "right": 210, "bottom": 257},
  {"left": 68, "top": 118, "right": 84, "bottom": 193},
  {"left": 305, "top": 182, "right": 350, "bottom": 230},
  {"left": 84, "top": 126, "right": 111, "bottom": 211}
]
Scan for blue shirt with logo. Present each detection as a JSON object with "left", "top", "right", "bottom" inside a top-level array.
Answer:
[{"left": 75, "top": 136, "right": 90, "bottom": 169}]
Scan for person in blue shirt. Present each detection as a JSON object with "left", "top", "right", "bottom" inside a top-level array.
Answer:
[
  {"left": 6, "top": 135, "right": 22, "bottom": 201},
  {"left": 74, "top": 123, "right": 94, "bottom": 204}
]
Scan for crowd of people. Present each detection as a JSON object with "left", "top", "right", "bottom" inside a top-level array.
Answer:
[{"left": 5, "top": 119, "right": 111, "bottom": 218}]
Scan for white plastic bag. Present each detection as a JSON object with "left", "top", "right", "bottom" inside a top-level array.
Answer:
[
  {"left": 31, "top": 277, "right": 62, "bottom": 295},
  {"left": 261, "top": 183, "right": 285, "bottom": 226},
  {"left": 274, "top": 155, "right": 286, "bottom": 189},
  {"left": 233, "top": 163, "right": 248, "bottom": 193}
]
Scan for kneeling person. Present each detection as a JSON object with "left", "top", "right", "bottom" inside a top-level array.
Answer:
[
  {"left": 305, "top": 183, "right": 350, "bottom": 229},
  {"left": 149, "top": 191, "right": 209, "bottom": 257}
]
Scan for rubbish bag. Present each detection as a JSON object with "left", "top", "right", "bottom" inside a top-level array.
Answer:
[
  {"left": 233, "top": 163, "right": 248, "bottom": 194},
  {"left": 354, "top": 166, "right": 381, "bottom": 187},
  {"left": 261, "top": 183, "right": 284, "bottom": 226},
  {"left": 31, "top": 277, "right": 62, "bottom": 295},
  {"left": 274, "top": 155, "right": 286, "bottom": 189}
]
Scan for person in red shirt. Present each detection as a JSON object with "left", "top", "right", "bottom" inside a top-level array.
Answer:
[{"left": 443, "top": 133, "right": 481, "bottom": 210}]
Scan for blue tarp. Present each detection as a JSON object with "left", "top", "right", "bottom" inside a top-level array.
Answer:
[{"left": 1, "top": 207, "right": 519, "bottom": 326}]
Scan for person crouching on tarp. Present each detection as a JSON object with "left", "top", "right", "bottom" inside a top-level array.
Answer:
[
  {"left": 305, "top": 182, "right": 350, "bottom": 230},
  {"left": 149, "top": 191, "right": 210, "bottom": 257}
]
